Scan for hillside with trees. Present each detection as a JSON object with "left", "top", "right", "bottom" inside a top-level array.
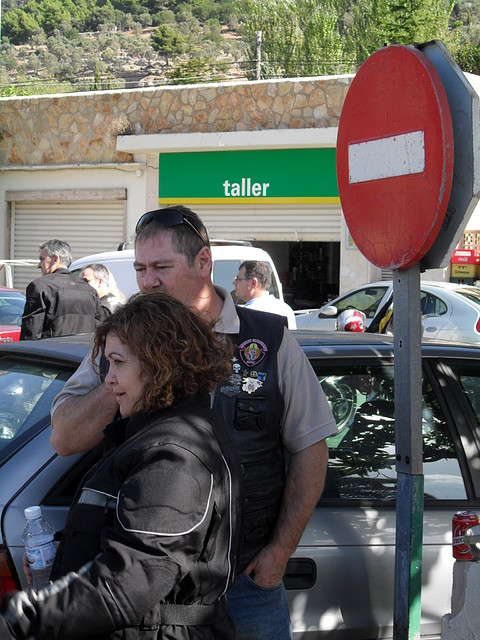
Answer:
[{"left": 1, "top": 0, "right": 480, "bottom": 96}]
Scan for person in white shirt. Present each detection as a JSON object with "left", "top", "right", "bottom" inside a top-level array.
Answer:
[
  {"left": 233, "top": 260, "right": 297, "bottom": 329},
  {"left": 81, "top": 263, "right": 125, "bottom": 313}
]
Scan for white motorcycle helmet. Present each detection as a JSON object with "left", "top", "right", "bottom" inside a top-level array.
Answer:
[{"left": 336, "top": 309, "right": 366, "bottom": 332}]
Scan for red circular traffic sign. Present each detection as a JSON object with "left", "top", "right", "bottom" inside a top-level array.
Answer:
[{"left": 336, "top": 45, "right": 454, "bottom": 270}]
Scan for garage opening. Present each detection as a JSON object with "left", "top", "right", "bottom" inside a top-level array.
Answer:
[{"left": 253, "top": 241, "right": 340, "bottom": 310}]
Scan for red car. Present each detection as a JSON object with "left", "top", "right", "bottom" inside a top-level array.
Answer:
[{"left": 0, "top": 287, "right": 25, "bottom": 343}]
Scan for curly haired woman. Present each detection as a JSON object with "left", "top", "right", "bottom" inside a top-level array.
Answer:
[{"left": 1, "top": 291, "right": 242, "bottom": 640}]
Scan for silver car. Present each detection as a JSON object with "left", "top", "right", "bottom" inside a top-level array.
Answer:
[
  {"left": 295, "top": 281, "right": 480, "bottom": 343},
  {"left": 1, "top": 332, "right": 480, "bottom": 639}
]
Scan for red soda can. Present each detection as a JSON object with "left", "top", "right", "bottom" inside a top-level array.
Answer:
[{"left": 452, "top": 511, "right": 479, "bottom": 560}]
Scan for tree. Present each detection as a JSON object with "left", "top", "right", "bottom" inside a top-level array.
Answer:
[
  {"left": 83, "top": 1, "right": 120, "bottom": 31},
  {"left": 379, "top": 0, "right": 456, "bottom": 46},
  {"left": 238, "top": 0, "right": 303, "bottom": 78},
  {"left": 90, "top": 59, "right": 103, "bottom": 89},
  {"left": 39, "top": 0, "right": 72, "bottom": 36},
  {"left": 151, "top": 23, "right": 186, "bottom": 64},
  {"left": 297, "top": 0, "right": 350, "bottom": 75},
  {"left": 455, "top": 41, "right": 480, "bottom": 73},
  {"left": 239, "top": 0, "right": 459, "bottom": 79},
  {"left": 339, "top": 0, "right": 387, "bottom": 65},
  {"left": 2, "top": 8, "right": 40, "bottom": 44},
  {"left": 166, "top": 55, "right": 228, "bottom": 84}
]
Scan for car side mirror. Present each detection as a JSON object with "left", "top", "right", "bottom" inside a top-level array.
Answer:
[{"left": 319, "top": 306, "right": 337, "bottom": 318}]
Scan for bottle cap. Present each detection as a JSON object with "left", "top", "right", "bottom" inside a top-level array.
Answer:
[{"left": 24, "top": 506, "right": 42, "bottom": 520}]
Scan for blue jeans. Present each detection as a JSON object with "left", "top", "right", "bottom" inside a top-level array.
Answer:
[{"left": 226, "top": 572, "right": 293, "bottom": 640}]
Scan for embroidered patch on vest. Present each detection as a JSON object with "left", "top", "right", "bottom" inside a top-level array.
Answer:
[
  {"left": 219, "top": 357, "right": 243, "bottom": 396},
  {"left": 242, "top": 376, "right": 263, "bottom": 394},
  {"left": 238, "top": 339, "right": 268, "bottom": 367}
]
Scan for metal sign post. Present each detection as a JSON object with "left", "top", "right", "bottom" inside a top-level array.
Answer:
[{"left": 392, "top": 266, "right": 424, "bottom": 640}]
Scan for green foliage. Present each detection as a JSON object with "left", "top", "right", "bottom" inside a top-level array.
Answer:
[
  {"left": 40, "top": 0, "right": 72, "bottom": 36},
  {"left": 189, "top": 0, "right": 220, "bottom": 22},
  {"left": 340, "top": 0, "right": 387, "bottom": 64},
  {"left": 379, "top": 0, "right": 455, "bottom": 46},
  {"left": 152, "top": 9, "right": 176, "bottom": 26},
  {"left": 90, "top": 59, "right": 103, "bottom": 89},
  {"left": 166, "top": 55, "right": 228, "bottom": 83},
  {"left": 83, "top": 1, "right": 119, "bottom": 30},
  {"left": 151, "top": 23, "right": 186, "bottom": 63},
  {"left": 238, "top": 0, "right": 303, "bottom": 78},
  {"left": 455, "top": 41, "right": 480, "bottom": 73},
  {"left": 297, "top": 0, "right": 351, "bottom": 75},
  {"left": 203, "top": 18, "right": 222, "bottom": 47},
  {"left": 239, "top": 0, "right": 356, "bottom": 78},
  {"left": 1, "top": 0, "right": 478, "bottom": 95},
  {"left": 239, "top": 0, "right": 461, "bottom": 78},
  {"left": 2, "top": 8, "right": 40, "bottom": 44}
]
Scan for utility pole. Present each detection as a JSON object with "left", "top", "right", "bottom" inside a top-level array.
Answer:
[{"left": 254, "top": 30, "right": 262, "bottom": 80}]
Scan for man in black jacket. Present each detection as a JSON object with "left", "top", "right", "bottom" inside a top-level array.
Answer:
[{"left": 20, "top": 239, "right": 104, "bottom": 340}]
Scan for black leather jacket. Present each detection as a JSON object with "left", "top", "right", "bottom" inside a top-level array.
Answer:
[
  {"left": 2, "top": 395, "right": 242, "bottom": 640},
  {"left": 20, "top": 268, "right": 103, "bottom": 340}
]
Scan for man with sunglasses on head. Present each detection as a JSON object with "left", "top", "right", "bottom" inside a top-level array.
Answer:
[{"left": 50, "top": 206, "right": 338, "bottom": 640}]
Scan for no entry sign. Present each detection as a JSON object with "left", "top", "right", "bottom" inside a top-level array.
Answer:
[{"left": 336, "top": 45, "right": 454, "bottom": 270}]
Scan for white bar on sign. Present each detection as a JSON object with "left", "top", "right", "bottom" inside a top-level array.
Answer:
[{"left": 348, "top": 131, "right": 425, "bottom": 184}]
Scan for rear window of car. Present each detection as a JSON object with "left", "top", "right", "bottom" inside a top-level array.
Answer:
[
  {"left": 452, "top": 287, "right": 480, "bottom": 307},
  {"left": 0, "top": 356, "right": 73, "bottom": 462},
  {"left": 420, "top": 292, "right": 447, "bottom": 316}
]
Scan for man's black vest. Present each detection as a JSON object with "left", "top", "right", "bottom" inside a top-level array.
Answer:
[{"left": 213, "top": 306, "right": 286, "bottom": 572}]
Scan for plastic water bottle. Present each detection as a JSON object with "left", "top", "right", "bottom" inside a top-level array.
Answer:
[{"left": 22, "top": 506, "right": 56, "bottom": 590}]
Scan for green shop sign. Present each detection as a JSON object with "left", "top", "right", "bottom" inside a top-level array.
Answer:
[{"left": 158, "top": 148, "right": 339, "bottom": 204}]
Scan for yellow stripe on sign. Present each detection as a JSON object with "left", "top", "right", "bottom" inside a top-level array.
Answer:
[{"left": 158, "top": 197, "right": 342, "bottom": 205}]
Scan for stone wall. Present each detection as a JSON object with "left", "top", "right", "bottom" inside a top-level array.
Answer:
[{"left": 0, "top": 76, "right": 353, "bottom": 167}]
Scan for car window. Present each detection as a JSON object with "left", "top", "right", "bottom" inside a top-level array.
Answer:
[
  {"left": 0, "top": 294, "right": 25, "bottom": 326},
  {"left": 0, "top": 355, "right": 72, "bottom": 460},
  {"left": 334, "top": 287, "right": 389, "bottom": 319},
  {"left": 452, "top": 287, "right": 480, "bottom": 307},
  {"left": 313, "top": 362, "right": 465, "bottom": 503},
  {"left": 455, "top": 370, "right": 480, "bottom": 425},
  {"left": 420, "top": 292, "right": 447, "bottom": 316}
]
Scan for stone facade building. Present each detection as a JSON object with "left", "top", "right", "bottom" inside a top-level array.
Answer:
[{"left": 0, "top": 75, "right": 448, "bottom": 297}]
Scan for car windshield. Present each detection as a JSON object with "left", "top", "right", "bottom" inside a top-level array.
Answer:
[
  {"left": 0, "top": 292, "right": 25, "bottom": 326},
  {"left": 0, "top": 355, "right": 72, "bottom": 460},
  {"left": 334, "top": 286, "right": 389, "bottom": 319}
]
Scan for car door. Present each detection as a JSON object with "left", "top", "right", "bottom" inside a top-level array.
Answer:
[
  {"left": 420, "top": 290, "right": 454, "bottom": 340},
  {"left": 285, "top": 353, "right": 480, "bottom": 639}
]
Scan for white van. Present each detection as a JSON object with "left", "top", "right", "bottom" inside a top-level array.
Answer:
[{"left": 70, "top": 241, "right": 284, "bottom": 302}]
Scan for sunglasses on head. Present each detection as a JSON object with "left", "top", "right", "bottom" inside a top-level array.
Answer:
[{"left": 135, "top": 208, "right": 208, "bottom": 246}]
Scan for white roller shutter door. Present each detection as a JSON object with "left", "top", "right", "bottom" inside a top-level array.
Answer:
[
  {"left": 193, "top": 204, "right": 341, "bottom": 242},
  {"left": 11, "top": 199, "right": 125, "bottom": 292}
]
